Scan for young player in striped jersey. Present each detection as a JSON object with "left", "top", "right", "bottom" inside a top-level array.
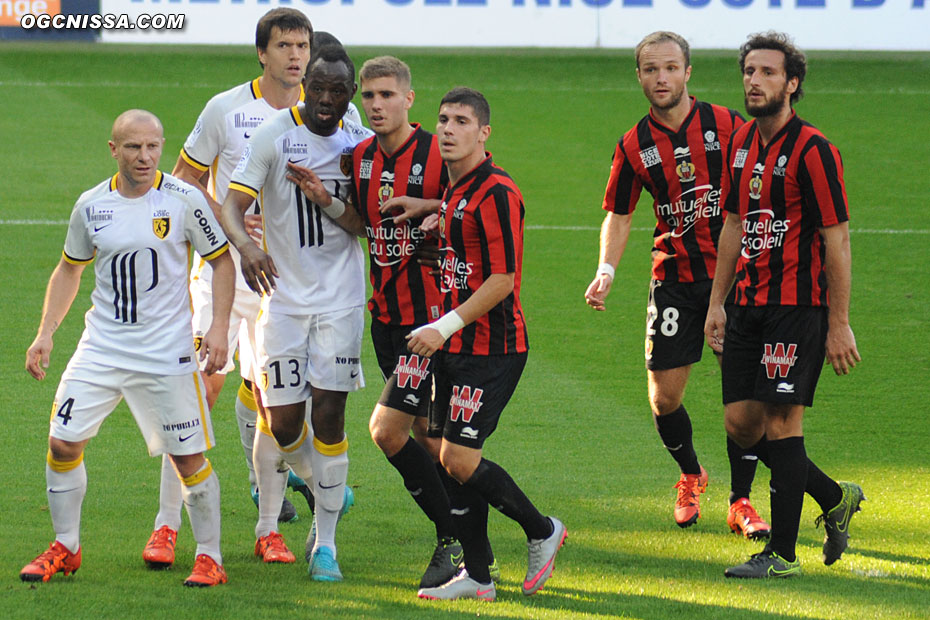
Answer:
[
  {"left": 585, "top": 32, "right": 768, "bottom": 536},
  {"left": 144, "top": 8, "right": 314, "bottom": 570},
  {"left": 21, "top": 110, "right": 233, "bottom": 587},
  {"left": 351, "top": 56, "right": 474, "bottom": 589},
  {"left": 409, "top": 88, "right": 565, "bottom": 602},
  {"left": 223, "top": 46, "right": 373, "bottom": 581},
  {"left": 705, "top": 31, "right": 863, "bottom": 579}
]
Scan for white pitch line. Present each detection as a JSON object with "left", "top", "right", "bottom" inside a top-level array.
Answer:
[
  {"left": 3, "top": 220, "right": 927, "bottom": 235},
  {"left": 1, "top": 80, "right": 929, "bottom": 96}
]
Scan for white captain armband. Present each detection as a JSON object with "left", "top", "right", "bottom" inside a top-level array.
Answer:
[{"left": 596, "top": 263, "right": 616, "bottom": 280}]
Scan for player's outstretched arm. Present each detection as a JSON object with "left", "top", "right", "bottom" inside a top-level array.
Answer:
[
  {"left": 200, "top": 251, "right": 235, "bottom": 375},
  {"left": 821, "top": 222, "right": 860, "bottom": 375},
  {"left": 704, "top": 212, "right": 741, "bottom": 353},
  {"left": 222, "top": 188, "right": 278, "bottom": 295},
  {"left": 286, "top": 161, "right": 365, "bottom": 236},
  {"left": 381, "top": 196, "right": 441, "bottom": 225},
  {"left": 584, "top": 211, "right": 632, "bottom": 311},
  {"left": 26, "top": 258, "right": 86, "bottom": 380}
]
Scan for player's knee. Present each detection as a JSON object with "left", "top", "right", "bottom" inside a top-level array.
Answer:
[
  {"left": 724, "top": 417, "right": 758, "bottom": 449},
  {"left": 169, "top": 452, "right": 206, "bottom": 479},
  {"left": 48, "top": 437, "right": 84, "bottom": 463},
  {"left": 650, "top": 393, "right": 681, "bottom": 416},
  {"left": 369, "top": 406, "right": 413, "bottom": 456},
  {"left": 439, "top": 454, "right": 476, "bottom": 484}
]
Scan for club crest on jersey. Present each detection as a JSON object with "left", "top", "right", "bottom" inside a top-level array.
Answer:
[
  {"left": 340, "top": 152, "right": 353, "bottom": 177},
  {"left": 449, "top": 385, "right": 483, "bottom": 423},
  {"left": 748, "top": 164, "right": 765, "bottom": 200},
  {"left": 761, "top": 342, "right": 798, "bottom": 379},
  {"left": 152, "top": 215, "right": 171, "bottom": 239},
  {"left": 378, "top": 170, "right": 395, "bottom": 206},
  {"left": 261, "top": 371, "right": 270, "bottom": 392},
  {"left": 676, "top": 161, "right": 696, "bottom": 182},
  {"left": 193, "top": 336, "right": 203, "bottom": 351},
  {"left": 378, "top": 183, "right": 395, "bottom": 206}
]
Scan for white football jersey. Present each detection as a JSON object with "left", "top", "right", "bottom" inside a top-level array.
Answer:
[
  {"left": 64, "top": 171, "right": 229, "bottom": 375},
  {"left": 229, "top": 105, "right": 373, "bottom": 315},
  {"left": 182, "top": 78, "right": 305, "bottom": 293}
]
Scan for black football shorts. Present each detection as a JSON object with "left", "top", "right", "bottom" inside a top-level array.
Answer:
[
  {"left": 645, "top": 279, "right": 715, "bottom": 371},
  {"left": 721, "top": 305, "right": 828, "bottom": 407},
  {"left": 371, "top": 319, "right": 432, "bottom": 417},
  {"left": 427, "top": 351, "right": 527, "bottom": 449}
]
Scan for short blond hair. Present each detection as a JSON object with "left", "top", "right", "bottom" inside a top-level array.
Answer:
[
  {"left": 634, "top": 31, "right": 690, "bottom": 69},
  {"left": 359, "top": 56, "right": 411, "bottom": 91}
]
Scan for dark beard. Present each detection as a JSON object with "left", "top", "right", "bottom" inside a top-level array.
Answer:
[{"left": 744, "top": 84, "right": 789, "bottom": 118}]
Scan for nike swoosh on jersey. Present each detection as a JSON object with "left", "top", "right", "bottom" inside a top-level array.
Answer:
[
  {"left": 350, "top": 370, "right": 359, "bottom": 378},
  {"left": 94, "top": 224, "right": 112, "bottom": 232},
  {"left": 179, "top": 433, "right": 197, "bottom": 442}
]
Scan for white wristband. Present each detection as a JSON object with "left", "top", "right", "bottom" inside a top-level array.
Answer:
[
  {"left": 430, "top": 310, "right": 465, "bottom": 340},
  {"left": 596, "top": 262, "right": 616, "bottom": 280},
  {"left": 320, "top": 196, "right": 346, "bottom": 220}
]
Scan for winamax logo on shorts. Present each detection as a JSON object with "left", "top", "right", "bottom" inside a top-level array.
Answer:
[
  {"left": 449, "top": 386, "right": 483, "bottom": 423},
  {"left": 761, "top": 343, "right": 798, "bottom": 379},
  {"left": 394, "top": 355, "right": 430, "bottom": 390}
]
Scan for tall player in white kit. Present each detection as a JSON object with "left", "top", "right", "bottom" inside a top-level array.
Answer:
[
  {"left": 20, "top": 110, "right": 234, "bottom": 587},
  {"left": 222, "top": 45, "right": 373, "bottom": 581},
  {"left": 141, "top": 9, "right": 315, "bottom": 569}
]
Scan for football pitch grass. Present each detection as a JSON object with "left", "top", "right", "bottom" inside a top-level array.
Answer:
[{"left": 1, "top": 43, "right": 928, "bottom": 619}]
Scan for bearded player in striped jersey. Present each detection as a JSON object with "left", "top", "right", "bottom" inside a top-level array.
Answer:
[
  {"left": 142, "top": 8, "right": 315, "bottom": 571},
  {"left": 222, "top": 46, "right": 373, "bottom": 581},
  {"left": 21, "top": 110, "right": 234, "bottom": 587},
  {"left": 585, "top": 32, "right": 768, "bottom": 537},
  {"left": 705, "top": 31, "right": 863, "bottom": 579}
]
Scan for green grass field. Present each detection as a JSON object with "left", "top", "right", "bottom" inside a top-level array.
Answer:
[{"left": 1, "top": 43, "right": 928, "bottom": 619}]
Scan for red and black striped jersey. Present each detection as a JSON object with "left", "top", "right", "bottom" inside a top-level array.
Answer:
[
  {"left": 352, "top": 125, "right": 447, "bottom": 326},
  {"left": 721, "top": 113, "right": 849, "bottom": 307},
  {"left": 437, "top": 153, "right": 528, "bottom": 356},
  {"left": 602, "top": 98, "right": 744, "bottom": 283}
]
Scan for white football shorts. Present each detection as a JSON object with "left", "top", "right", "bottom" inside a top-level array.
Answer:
[
  {"left": 256, "top": 305, "right": 365, "bottom": 407},
  {"left": 49, "top": 355, "right": 215, "bottom": 457},
  {"left": 190, "top": 275, "right": 261, "bottom": 379}
]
